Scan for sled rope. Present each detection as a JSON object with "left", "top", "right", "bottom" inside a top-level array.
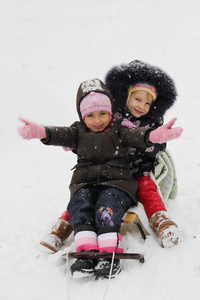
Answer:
[
  {"left": 102, "top": 251, "right": 115, "bottom": 300},
  {"left": 66, "top": 252, "right": 70, "bottom": 300}
]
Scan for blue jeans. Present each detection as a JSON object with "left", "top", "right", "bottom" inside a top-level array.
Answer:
[{"left": 67, "top": 186, "right": 133, "bottom": 232}]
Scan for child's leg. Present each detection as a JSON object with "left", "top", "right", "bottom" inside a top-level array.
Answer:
[
  {"left": 67, "top": 187, "right": 97, "bottom": 229},
  {"left": 95, "top": 187, "right": 132, "bottom": 252},
  {"left": 136, "top": 176, "right": 166, "bottom": 219},
  {"left": 61, "top": 210, "right": 70, "bottom": 222},
  {"left": 95, "top": 187, "right": 133, "bottom": 231},
  {"left": 73, "top": 225, "right": 98, "bottom": 252},
  {"left": 68, "top": 188, "right": 99, "bottom": 276},
  {"left": 67, "top": 188, "right": 99, "bottom": 251},
  {"left": 94, "top": 187, "right": 133, "bottom": 278},
  {"left": 137, "top": 176, "right": 179, "bottom": 247},
  {"left": 70, "top": 226, "right": 99, "bottom": 277}
]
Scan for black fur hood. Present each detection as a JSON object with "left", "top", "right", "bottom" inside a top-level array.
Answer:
[{"left": 105, "top": 60, "right": 177, "bottom": 121}]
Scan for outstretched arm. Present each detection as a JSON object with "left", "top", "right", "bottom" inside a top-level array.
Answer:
[
  {"left": 149, "top": 118, "right": 183, "bottom": 143},
  {"left": 18, "top": 117, "right": 78, "bottom": 149},
  {"left": 18, "top": 117, "right": 47, "bottom": 140},
  {"left": 121, "top": 117, "right": 183, "bottom": 148}
]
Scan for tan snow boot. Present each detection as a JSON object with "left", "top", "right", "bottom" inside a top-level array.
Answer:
[
  {"left": 149, "top": 210, "right": 179, "bottom": 248},
  {"left": 40, "top": 218, "right": 73, "bottom": 253}
]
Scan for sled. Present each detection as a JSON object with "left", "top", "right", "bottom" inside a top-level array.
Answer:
[{"left": 64, "top": 251, "right": 145, "bottom": 263}]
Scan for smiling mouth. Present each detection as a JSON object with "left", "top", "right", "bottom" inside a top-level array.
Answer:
[
  {"left": 93, "top": 124, "right": 104, "bottom": 130},
  {"left": 135, "top": 109, "right": 143, "bottom": 115}
]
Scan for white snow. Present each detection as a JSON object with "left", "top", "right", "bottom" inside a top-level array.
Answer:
[
  {"left": 81, "top": 79, "right": 103, "bottom": 94},
  {"left": 1, "top": 0, "right": 200, "bottom": 299}
]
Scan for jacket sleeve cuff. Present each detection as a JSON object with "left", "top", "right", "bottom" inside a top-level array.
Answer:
[
  {"left": 41, "top": 127, "right": 51, "bottom": 144},
  {"left": 145, "top": 129, "right": 154, "bottom": 146}
]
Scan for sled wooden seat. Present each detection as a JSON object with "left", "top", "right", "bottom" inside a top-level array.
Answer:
[{"left": 123, "top": 211, "right": 138, "bottom": 224}]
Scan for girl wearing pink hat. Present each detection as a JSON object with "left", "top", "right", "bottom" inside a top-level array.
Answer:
[{"left": 105, "top": 60, "right": 181, "bottom": 248}]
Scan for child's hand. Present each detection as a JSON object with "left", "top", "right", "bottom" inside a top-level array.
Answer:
[
  {"left": 121, "top": 118, "right": 137, "bottom": 128},
  {"left": 62, "top": 146, "right": 73, "bottom": 151},
  {"left": 18, "top": 117, "right": 46, "bottom": 140},
  {"left": 149, "top": 118, "right": 183, "bottom": 143}
]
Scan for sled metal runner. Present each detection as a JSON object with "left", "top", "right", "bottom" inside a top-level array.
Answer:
[
  {"left": 122, "top": 211, "right": 147, "bottom": 241},
  {"left": 65, "top": 251, "right": 145, "bottom": 263}
]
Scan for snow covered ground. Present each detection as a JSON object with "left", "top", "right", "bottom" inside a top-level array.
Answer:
[{"left": 1, "top": 0, "right": 200, "bottom": 299}]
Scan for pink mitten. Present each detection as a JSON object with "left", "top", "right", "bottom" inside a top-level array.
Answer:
[
  {"left": 149, "top": 118, "right": 183, "bottom": 143},
  {"left": 18, "top": 117, "right": 46, "bottom": 140},
  {"left": 121, "top": 118, "right": 137, "bottom": 128}
]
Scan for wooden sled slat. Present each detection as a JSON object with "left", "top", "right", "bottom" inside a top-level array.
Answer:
[{"left": 123, "top": 212, "right": 138, "bottom": 224}]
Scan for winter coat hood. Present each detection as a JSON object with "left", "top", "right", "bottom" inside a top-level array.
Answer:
[
  {"left": 76, "top": 78, "right": 113, "bottom": 121},
  {"left": 105, "top": 60, "right": 177, "bottom": 121}
]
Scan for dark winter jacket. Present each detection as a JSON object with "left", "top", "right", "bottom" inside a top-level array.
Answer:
[
  {"left": 42, "top": 78, "right": 153, "bottom": 204},
  {"left": 105, "top": 60, "right": 177, "bottom": 179}
]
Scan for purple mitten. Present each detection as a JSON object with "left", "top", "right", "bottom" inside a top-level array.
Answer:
[
  {"left": 149, "top": 118, "right": 183, "bottom": 143},
  {"left": 18, "top": 117, "right": 46, "bottom": 140}
]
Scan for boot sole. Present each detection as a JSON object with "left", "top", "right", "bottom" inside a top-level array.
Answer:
[
  {"left": 39, "top": 242, "right": 57, "bottom": 253},
  {"left": 94, "top": 268, "right": 121, "bottom": 280},
  {"left": 71, "top": 269, "right": 94, "bottom": 279}
]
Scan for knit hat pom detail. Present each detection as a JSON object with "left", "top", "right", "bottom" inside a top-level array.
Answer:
[{"left": 80, "top": 92, "right": 112, "bottom": 119}]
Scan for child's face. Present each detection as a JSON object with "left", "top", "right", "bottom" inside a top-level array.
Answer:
[
  {"left": 127, "top": 90, "right": 153, "bottom": 118},
  {"left": 84, "top": 111, "right": 111, "bottom": 132}
]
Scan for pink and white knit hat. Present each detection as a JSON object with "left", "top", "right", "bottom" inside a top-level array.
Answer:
[
  {"left": 126, "top": 83, "right": 158, "bottom": 106},
  {"left": 80, "top": 92, "right": 112, "bottom": 119}
]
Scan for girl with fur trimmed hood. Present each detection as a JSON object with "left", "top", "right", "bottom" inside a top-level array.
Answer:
[
  {"left": 105, "top": 60, "right": 180, "bottom": 248},
  {"left": 18, "top": 77, "right": 182, "bottom": 278}
]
